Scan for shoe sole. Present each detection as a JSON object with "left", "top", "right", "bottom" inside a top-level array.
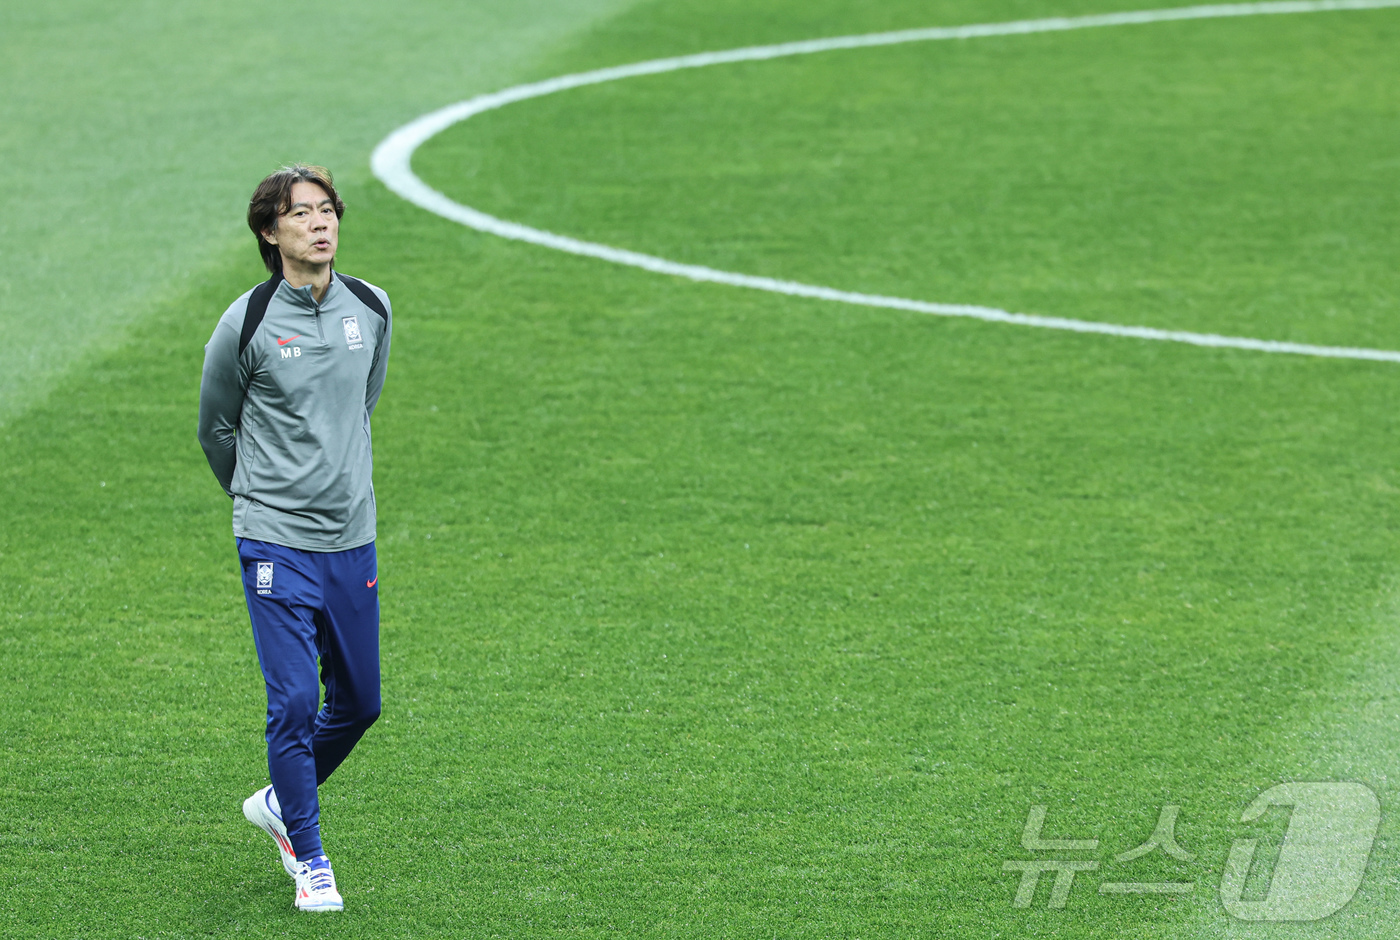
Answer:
[
  {"left": 295, "top": 898, "right": 344, "bottom": 912},
  {"left": 242, "top": 790, "right": 299, "bottom": 878}
]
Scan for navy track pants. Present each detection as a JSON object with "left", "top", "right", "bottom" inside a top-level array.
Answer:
[{"left": 237, "top": 538, "right": 381, "bottom": 861}]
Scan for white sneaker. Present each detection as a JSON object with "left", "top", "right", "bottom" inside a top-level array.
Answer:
[
  {"left": 242, "top": 785, "right": 298, "bottom": 878},
  {"left": 294, "top": 856, "right": 344, "bottom": 912}
]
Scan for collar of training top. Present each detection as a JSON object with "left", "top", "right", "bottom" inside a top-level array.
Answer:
[{"left": 279, "top": 275, "right": 340, "bottom": 310}]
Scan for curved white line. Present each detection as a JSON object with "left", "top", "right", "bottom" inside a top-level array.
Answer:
[{"left": 372, "top": 0, "right": 1400, "bottom": 363}]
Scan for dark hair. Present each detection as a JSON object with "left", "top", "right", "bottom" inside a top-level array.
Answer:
[{"left": 247, "top": 164, "right": 345, "bottom": 274}]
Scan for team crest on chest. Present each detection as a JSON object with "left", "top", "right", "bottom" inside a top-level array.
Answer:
[
  {"left": 342, "top": 316, "right": 363, "bottom": 350},
  {"left": 256, "top": 562, "right": 274, "bottom": 595}
]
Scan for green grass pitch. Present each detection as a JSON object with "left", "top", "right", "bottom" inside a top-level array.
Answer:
[{"left": 4, "top": 0, "right": 1400, "bottom": 937}]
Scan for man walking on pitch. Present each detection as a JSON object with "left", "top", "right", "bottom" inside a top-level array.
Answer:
[{"left": 198, "top": 165, "right": 392, "bottom": 912}]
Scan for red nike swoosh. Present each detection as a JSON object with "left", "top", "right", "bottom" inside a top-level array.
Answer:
[
  {"left": 367, "top": 577, "right": 378, "bottom": 588},
  {"left": 277, "top": 335, "right": 301, "bottom": 346}
]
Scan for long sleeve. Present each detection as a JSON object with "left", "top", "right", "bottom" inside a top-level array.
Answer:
[
  {"left": 198, "top": 314, "right": 248, "bottom": 496},
  {"left": 365, "top": 293, "right": 392, "bottom": 418}
]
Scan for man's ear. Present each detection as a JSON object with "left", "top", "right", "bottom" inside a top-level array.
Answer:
[{"left": 262, "top": 228, "right": 279, "bottom": 246}]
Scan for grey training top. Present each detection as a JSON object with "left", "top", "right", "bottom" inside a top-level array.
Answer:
[{"left": 198, "top": 272, "right": 392, "bottom": 552}]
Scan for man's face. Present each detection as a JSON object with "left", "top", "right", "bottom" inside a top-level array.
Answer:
[{"left": 263, "top": 180, "right": 338, "bottom": 270}]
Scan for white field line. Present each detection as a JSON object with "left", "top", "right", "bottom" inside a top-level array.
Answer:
[{"left": 372, "top": 0, "right": 1400, "bottom": 363}]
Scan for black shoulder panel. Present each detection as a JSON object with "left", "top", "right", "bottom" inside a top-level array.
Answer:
[
  {"left": 239, "top": 274, "right": 284, "bottom": 357},
  {"left": 337, "top": 273, "right": 390, "bottom": 326}
]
